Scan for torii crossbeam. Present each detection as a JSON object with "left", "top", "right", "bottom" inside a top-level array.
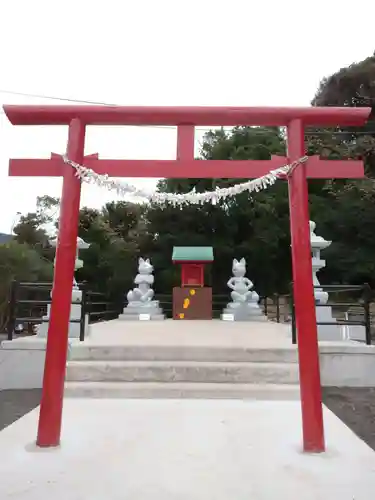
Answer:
[
  {"left": 9, "top": 153, "right": 365, "bottom": 179},
  {"left": 4, "top": 104, "right": 371, "bottom": 454}
]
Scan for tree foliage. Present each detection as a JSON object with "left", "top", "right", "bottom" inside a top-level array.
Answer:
[
  {"left": 76, "top": 202, "right": 145, "bottom": 297},
  {"left": 308, "top": 52, "right": 375, "bottom": 287},
  {"left": 0, "top": 241, "right": 53, "bottom": 331}
]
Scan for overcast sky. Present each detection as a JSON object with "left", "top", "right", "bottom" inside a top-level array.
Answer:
[{"left": 0, "top": 0, "right": 374, "bottom": 233}]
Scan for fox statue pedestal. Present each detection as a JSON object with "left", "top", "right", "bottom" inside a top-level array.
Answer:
[
  {"left": 221, "top": 258, "right": 266, "bottom": 321},
  {"left": 119, "top": 301, "right": 165, "bottom": 320},
  {"left": 119, "top": 257, "right": 165, "bottom": 321}
]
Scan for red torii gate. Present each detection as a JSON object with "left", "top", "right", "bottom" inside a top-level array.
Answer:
[{"left": 4, "top": 104, "right": 370, "bottom": 453}]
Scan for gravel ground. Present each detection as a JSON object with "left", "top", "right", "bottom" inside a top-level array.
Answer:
[
  {"left": 0, "top": 388, "right": 375, "bottom": 452},
  {"left": 323, "top": 387, "right": 375, "bottom": 451},
  {"left": 0, "top": 389, "right": 41, "bottom": 431}
]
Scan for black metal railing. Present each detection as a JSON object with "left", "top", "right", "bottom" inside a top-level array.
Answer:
[
  {"left": 5, "top": 284, "right": 286, "bottom": 340},
  {"left": 5, "top": 281, "right": 121, "bottom": 342},
  {"left": 290, "top": 284, "right": 372, "bottom": 345},
  {"left": 86, "top": 289, "right": 122, "bottom": 325},
  {"left": 11, "top": 280, "right": 369, "bottom": 343},
  {"left": 260, "top": 294, "right": 291, "bottom": 323},
  {"left": 262, "top": 296, "right": 277, "bottom": 320}
]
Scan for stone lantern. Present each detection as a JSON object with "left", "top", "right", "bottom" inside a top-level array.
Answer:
[
  {"left": 37, "top": 235, "right": 91, "bottom": 339},
  {"left": 310, "top": 221, "right": 342, "bottom": 340},
  {"left": 310, "top": 221, "right": 331, "bottom": 306}
]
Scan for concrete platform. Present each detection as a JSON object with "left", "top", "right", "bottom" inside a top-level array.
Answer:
[
  {"left": 1, "top": 399, "right": 375, "bottom": 499},
  {"left": 84, "top": 318, "right": 293, "bottom": 346},
  {"left": 66, "top": 320, "right": 375, "bottom": 392},
  {"left": 0, "top": 337, "right": 74, "bottom": 390},
  {"left": 3, "top": 320, "right": 375, "bottom": 393}
]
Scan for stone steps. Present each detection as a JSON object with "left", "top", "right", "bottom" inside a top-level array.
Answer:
[
  {"left": 69, "top": 345, "right": 298, "bottom": 363},
  {"left": 66, "top": 360, "right": 299, "bottom": 384},
  {"left": 64, "top": 381, "right": 301, "bottom": 400},
  {"left": 65, "top": 342, "right": 300, "bottom": 400}
]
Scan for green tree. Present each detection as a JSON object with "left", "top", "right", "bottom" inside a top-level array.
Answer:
[
  {"left": 312, "top": 52, "right": 375, "bottom": 175},
  {"left": 0, "top": 241, "right": 53, "bottom": 332},
  {"left": 11, "top": 198, "right": 144, "bottom": 303},
  {"left": 309, "top": 52, "right": 375, "bottom": 287},
  {"left": 13, "top": 195, "right": 59, "bottom": 261},
  {"left": 76, "top": 202, "right": 145, "bottom": 298}
]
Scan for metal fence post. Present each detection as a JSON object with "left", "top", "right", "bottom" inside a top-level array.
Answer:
[
  {"left": 289, "top": 282, "right": 297, "bottom": 344},
  {"left": 7, "top": 280, "right": 18, "bottom": 341},
  {"left": 291, "top": 301, "right": 297, "bottom": 344},
  {"left": 276, "top": 295, "right": 280, "bottom": 323},
  {"left": 363, "top": 283, "right": 372, "bottom": 345},
  {"left": 289, "top": 283, "right": 297, "bottom": 344},
  {"left": 79, "top": 282, "right": 88, "bottom": 342}
]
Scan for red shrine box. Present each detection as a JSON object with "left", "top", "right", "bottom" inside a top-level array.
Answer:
[
  {"left": 172, "top": 246, "right": 214, "bottom": 319},
  {"left": 181, "top": 263, "right": 204, "bottom": 287}
]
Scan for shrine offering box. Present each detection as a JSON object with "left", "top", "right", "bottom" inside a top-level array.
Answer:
[
  {"left": 172, "top": 246, "right": 214, "bottom": 320},
  {"left": 173, "top": 286, "right": 212, "bottom": 320}
]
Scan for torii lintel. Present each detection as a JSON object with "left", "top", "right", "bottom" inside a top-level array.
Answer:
[{"left": 8, "top": 154, "right": 365, "bottom": 179}]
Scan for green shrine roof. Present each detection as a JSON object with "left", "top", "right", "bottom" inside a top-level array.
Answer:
[{"left": 172, "top": 246, "right": 214, "bottom": 262}]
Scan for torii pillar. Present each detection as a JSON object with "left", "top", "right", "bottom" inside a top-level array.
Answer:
[{"left": 4, "top": 104, "right": 370, "bottom": 452}]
